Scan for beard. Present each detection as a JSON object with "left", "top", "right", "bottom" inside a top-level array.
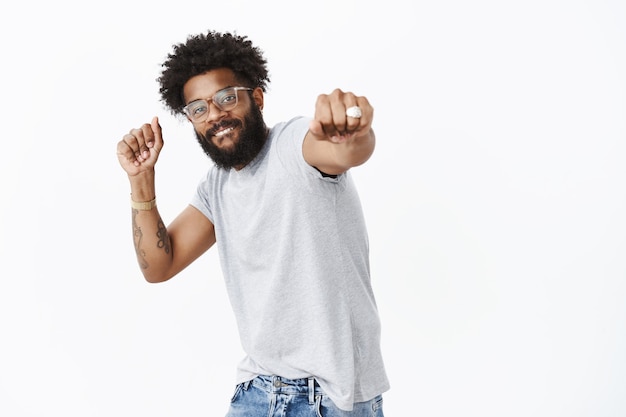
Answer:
[{"left": 194, "top": 103, "right": 267, "bottom": 170}]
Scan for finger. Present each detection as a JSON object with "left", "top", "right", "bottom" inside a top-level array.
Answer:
[
  {"left": 117, "top": 138, "right": 142, "bottom": 167},
  {"left": 138, "top": 123, "right": 155, "bottom": 159},
  {"left": 308, "top": 119, "right": 325, "bottom": 139},
  {"left": 127, "top": 126, "right": 147, "bottom": 149},
  {"left": 314, "top": 90, "right": 345, "bottom": 138},
  {"left": 117, "top": 139, "right": 137, "bottom": 162},
  {"left": 312, "top": 94, "right": 336, "bottom": 138},
  {"left": 344, "top": 94, "right": 364, "bottom": 133},
  {"left": 327, "top": 89, "right": 366, "bottom": 135},
  {"left": 329, "top": 92, "right": 349, "bottom": 135},
  {"left": 324, "top": 88, "right": 354, "bottom": 136},
  {"left": 151, "top": 116, "right": 164, "bottom": 152},
  {"left": 122, "top": 123, "right": 152, "bottom": 163},
  {"left": 330, "top": 89, "right": 370, "bottom": 134},
  {"left": 348, "top": 96, "right": 372, "bottom": 134},
  {"left": 122, "top": 131, "right": 144, "bottom": 160},
  {"left": 322, "top": 90, "right": 361, "bottom": 137}
]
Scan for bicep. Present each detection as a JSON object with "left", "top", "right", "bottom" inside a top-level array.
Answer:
[{"left": 166, "top": 204, "right": 216, "bottom": 276}]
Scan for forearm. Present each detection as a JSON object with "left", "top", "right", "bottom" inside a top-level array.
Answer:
[
  {"left": 131, "top": 206, "right": 174, "bottom": 281},
  {"left": 340, "top": 128, "right": 375, "bottom": 168},
  {"left": 128, "top": 172, "right": 173, "bottom": 283},
  {"left": 323, "top": 128, "right": 376, "bottom": 175}
]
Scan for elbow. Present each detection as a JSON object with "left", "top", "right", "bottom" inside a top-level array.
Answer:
[
  {"left": 144, "top": 276, "right": 167, "bottom": 284},
  {"left": 142, "top": 270, "right": 173, "bottom": 284}
]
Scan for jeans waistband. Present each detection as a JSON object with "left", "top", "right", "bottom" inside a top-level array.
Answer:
[{"left": 250, "top": 375, "right": 325, "bottom": 398}]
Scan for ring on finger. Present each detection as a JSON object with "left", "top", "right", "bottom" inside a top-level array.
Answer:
[{"left": 346, "top": 106, "right": 362, "bottom": 119}]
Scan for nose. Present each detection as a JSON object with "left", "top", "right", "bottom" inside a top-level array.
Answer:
[{"left": 204, "top": 101, "right": 227, "bottom": 123}]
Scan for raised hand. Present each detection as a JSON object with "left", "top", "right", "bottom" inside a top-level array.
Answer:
[
  {"left": 303, "top": 89, "right": 376, "bottom": 175},
  {"left": 308, "top": 89, "right": 373, "bottom": 144},
  {"left": 117, "top": 116, "right": 164, "bottom": 176}
]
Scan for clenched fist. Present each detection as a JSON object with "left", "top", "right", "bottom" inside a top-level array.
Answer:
[{"left": 117, "top": 117, "right": 164, "bottom": 177}]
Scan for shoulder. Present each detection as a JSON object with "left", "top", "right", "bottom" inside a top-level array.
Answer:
[
  {"left": 264, "top": 116, "right": 312, "bottom": 175},
  {"left": 271, "top": 116, "right": 311, "bottom": 141}
]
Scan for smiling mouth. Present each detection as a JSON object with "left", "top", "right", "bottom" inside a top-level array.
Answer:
[{"left": 214, "top": 126, "right": 235, "bottom": 138}]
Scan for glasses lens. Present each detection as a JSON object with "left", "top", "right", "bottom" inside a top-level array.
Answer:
[
  {"left": 184, "top": 87, "right": 246, "bottom": 122},
  {"left": 185, "top": 100, "right": 209, "bottom": 121},
  {"left": 214, "top": 87, "right": 239, "bottom": 111}
]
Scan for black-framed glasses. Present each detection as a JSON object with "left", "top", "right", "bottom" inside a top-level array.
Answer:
[{"left": 183, "top": 86, "right": 252, "bottom": 122}]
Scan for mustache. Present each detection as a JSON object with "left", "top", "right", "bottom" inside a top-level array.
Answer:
[{"left": 205, "top": 119, "right": 243, "bottom": 138}]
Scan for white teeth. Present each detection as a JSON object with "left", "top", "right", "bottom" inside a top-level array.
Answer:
[{"left": 215, "top": 127, "right": 234, "bottom": 137}]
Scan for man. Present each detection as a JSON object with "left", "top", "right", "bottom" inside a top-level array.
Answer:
[{"left": 116, "top": 31, "right": 389, "bottom": 416}]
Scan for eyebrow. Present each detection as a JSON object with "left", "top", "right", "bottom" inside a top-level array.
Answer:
[{"left": 186, "top": 85, "right": 236, "bottom": 105}]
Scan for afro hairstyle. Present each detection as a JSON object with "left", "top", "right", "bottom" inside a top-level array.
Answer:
[{"left": 158, "top": 30, "right": 270, "bottom": 115}]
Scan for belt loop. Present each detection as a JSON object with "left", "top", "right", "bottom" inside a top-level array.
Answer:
[
  {"left": 243, "top": 380, "right": 251, "bottom": 390},
  {"left": 308, "top": 377, "right": 315, "bottom": 405}
]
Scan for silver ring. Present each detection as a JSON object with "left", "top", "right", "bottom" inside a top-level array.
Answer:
[{"left": 346, "top": 106, "right": 362, "bottom": 119}]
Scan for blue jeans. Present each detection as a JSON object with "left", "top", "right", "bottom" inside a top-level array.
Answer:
[{"left": 225, "top": 375, "right": 384, "bottom": 417}]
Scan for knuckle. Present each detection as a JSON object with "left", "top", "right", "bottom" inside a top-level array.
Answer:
[{"left": 316, "top": 94, "right": 329, "bottom": 104}]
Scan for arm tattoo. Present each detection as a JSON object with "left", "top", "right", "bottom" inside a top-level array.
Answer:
[
  {"left": 156, "top": 219, "right": 171, "bottom": 254},
  {"left": 131, "top": 208, "right": 149, "bottom": 270},
  {"left": 131, "top": 210, "right": 171, "bottom": 270}
]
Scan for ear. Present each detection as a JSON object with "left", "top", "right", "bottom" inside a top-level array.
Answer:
[{"left": 252, "top": 87, "right": 264, "bottom": 111}]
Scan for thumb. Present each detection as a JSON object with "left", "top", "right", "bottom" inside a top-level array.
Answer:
[
  {"left": 151, "top": 116, "right": 164, "bottom": 150},
  {"left": 308, "top": 119, "right": 325, "bottom": 140}
]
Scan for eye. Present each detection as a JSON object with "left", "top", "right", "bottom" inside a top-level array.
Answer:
[
  {"left": 189, "top": 102, "right": 208, "bottom": 116},
  {"left": 216, "top": 91, "right": 237, "bottom": 106}
]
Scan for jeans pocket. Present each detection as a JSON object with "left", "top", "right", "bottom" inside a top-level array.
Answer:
[
  {"left": 316, "top": 395, "right": 383, "bottom": 417},
  {"left": 372, "top": 395, "right": 384, "bottom": 415},
  {"left": 230, "top": 383, "right": 244, "bottom": 403},
  {"left": 315, "top": 395, "right": 323, "bottom": 417}
]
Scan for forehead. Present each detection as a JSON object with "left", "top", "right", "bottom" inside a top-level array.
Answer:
[{"left": 183, "top": 68, "right": 239, "bottom": 103}]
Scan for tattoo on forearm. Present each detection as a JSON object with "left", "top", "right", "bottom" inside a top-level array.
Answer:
[
  {"left": 156, "top": 219, "right": 171, "bottom": 254},
  {"left": 131, "top": 210, "right": 171, "bottom": 270},
  {"left": 132, "top": 208, "right": 149, "bottom": 270}
]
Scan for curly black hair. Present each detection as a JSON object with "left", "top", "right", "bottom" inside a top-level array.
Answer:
[{"left": 158, "top": 31, "right": 270, "bottom": 115}]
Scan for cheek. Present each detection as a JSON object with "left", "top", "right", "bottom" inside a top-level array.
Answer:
[
  {"left": 194, "top": 128, "right": 213, "bottom": 146},
  {"left": 197, "top": 128, "right": 210, "bottom": 140}
]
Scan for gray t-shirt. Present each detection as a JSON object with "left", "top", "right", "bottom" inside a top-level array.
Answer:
[{"left": 191, "top": 116, "right": 389, "bottom": 410}]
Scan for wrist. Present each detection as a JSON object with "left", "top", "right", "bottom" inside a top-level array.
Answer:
[
  {"left": 128, "top": 171, "right": 156, "bottom": 202},
  {"left": 130, "top": 195, "right": 157, "bottom": 210}
]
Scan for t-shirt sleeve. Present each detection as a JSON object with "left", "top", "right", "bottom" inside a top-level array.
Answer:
[
  {"left": 275, "top": 116, "right": 344, "bottom": 183},
  {"left": 190, "top": 170, "right": 214, "bottom": 223}
]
